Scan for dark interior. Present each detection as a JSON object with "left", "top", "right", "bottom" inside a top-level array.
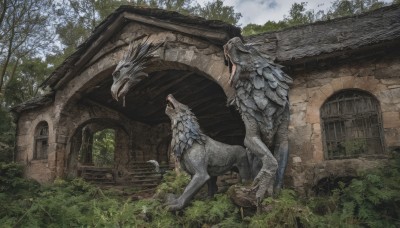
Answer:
[{"left": 86, "top": 70, "right": 245, "bottom": 145}]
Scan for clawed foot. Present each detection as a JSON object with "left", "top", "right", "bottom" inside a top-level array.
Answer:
[
  {"left": 163, "top": 197, "right": 184, "bottom": 212},
  {"left": 165, "top": 203, "right": 184, "bottom": 212},
  {"left": 251, "top": 169, "right": 274, "bottom": 202}
]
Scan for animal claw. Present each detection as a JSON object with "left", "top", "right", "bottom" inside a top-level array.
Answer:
[{"left": 165, "top": 203, "right": 183, "bottom": 212}]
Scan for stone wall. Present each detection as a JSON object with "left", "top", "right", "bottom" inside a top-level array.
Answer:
[
  {"left": 15, "top": 105, "right": 56, "bottom": 183},
  {"left": 286, "top": 55, "right": 400, "bottom": 194}
]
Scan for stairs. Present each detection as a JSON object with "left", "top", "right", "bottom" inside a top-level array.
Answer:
[
  {"left": 122, "top": 162, "right": 172, "bottom": 190},
  {"left": 79, "top": 162, "right": 173, "bottom": 190},
  {"left": 79, "top": 166, "right": 115, "bottom": 184}
]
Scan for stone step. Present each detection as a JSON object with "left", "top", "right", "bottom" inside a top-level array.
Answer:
[{"left": 127, "top": 178, "right": 162, "bottom": 183}]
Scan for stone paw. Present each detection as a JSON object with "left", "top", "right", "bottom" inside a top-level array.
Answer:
[{"left": 165, "top": 203, "right": 184, "bottom": 212}]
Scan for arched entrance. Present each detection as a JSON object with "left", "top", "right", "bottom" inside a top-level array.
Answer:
[
  {"left": 62, "top": 65, "right": 245, "bottom": 183},
  {"left": 66, "top": 118, "right": 129, "bottom": 179}
]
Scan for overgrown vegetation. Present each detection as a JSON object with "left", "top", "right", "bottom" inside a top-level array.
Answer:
[
  {"left": 92, "top": 129, "right": 116, "bottom": 167},
  {"left": 1, "top": 156, "right": 399, "bottom": 227}
]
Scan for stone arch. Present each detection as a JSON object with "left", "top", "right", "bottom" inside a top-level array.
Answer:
[
  {"left": 66, "top": 117, "right": 130, "bottom": 178},
  {"left": 59, "top": 44, "right": 230, "bottom": 110},
  {"left": 305, "top": 75, "right": 382, "bottom": 161},
  {"left": 53, "top": 34, "right": 238, "bottom": 178}
]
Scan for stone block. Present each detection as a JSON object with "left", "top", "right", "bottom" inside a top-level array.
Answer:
[
  {"left": 289, "top": 87, "right": 307, "bottom": 104},
  {"left": 341, "top": 76, "right": 355, "bottom": 89},
  {"left": 384, "top": 128, "right": 400, "bottom": 147},
  {"left": 330, "top": 78, "right": 343, "bottom": 92},
  {"left": 354, "top": 76, "right": 378, "bottom": 92},
  {"left": 292, "top": 156, "right": 302, "bottom": 164},
  {"left": 383, "top": 112, "right": 400, "bottom": 128},
  {"left": 389, "top": 88, "right": 400, "bottom": 104},
  {"left": 320, "top": 83, "right": 334, "bottom": 98},
  {"left": 380, "top": 78, "right": 400, "bottom": 85},
  {"left": 307, "top": 78, "right": 332, "bottom": 88}
]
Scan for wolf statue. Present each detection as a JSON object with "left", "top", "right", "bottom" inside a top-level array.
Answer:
[{"left": 164, "top": 94, "right": 252, "bottom": 211}]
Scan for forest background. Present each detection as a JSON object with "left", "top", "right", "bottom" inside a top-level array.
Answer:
[{"left": 1, "top": 1, "right": 400, "bottom": 227}]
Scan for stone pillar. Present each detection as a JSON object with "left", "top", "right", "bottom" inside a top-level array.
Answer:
[{"left": 80, "top": 126, "right": 94, "bottom": 165}]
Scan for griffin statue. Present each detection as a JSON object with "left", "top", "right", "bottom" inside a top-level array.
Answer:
[
  {"left": 111, "top": 39, "right": 162, "bottom": 104},
  {"left": 223, "top": 37, "right": 292, "bottom": 204},
  {"left": 164, "top": 94, "right": 252, "bottom": 211}
]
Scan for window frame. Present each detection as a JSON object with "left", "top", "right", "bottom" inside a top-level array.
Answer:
[
  {"left": 320, "top": 89, "right": 385, "bottom": 160},
  {"left": 34, "top": 121, "right": 49, "bottom": 160}
]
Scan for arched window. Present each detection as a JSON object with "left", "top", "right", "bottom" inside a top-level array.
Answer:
[
  {"left": 321, "top": 90, "right": 384, "bottom": 159},
  {"left": 34, "top": 122, "right": 49, "bottom": 160}
]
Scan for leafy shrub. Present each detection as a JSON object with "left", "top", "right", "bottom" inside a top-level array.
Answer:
[
  {"left": 0, "top": 162, "right": 39, "bottom": 193},
  {"left": 309, "top": 155, "right": 400, "bottom": 227},
  {"left": 154, "top": 170, "right": 190, "bottom": 198},
  {"left": 1, "top": 156, "right": 399, "bottom": 227},
  {"left": 183, "top": 194, "right": 241, "bottom": 227},
  {"left": 248, "top": 189, "right": 318, "bottom": 228}
]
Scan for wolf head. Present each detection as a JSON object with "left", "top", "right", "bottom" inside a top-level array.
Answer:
[{"left": 165, "top": 94, "right": 205, "bottom": 158}]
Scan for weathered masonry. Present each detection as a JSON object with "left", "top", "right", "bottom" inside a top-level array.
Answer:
[{"left": 12, "top": 5, "right": 400, "bottom": 194}]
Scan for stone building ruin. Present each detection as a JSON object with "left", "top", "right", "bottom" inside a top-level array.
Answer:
[{"left": 11, "top": 5, "right": 400, "bottom": 194}]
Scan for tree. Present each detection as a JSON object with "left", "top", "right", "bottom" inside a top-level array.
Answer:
[
  {"left": 92, "top": 129, "right": 115, "bottom": 167},
  {"left": 325, "top": 0, "right": 387, "bottom": 19},
  {"left": 242, "top": 21, "right": 288, "bottom": 36},
  {"left": 242, "top": 0, "right": 389, "bottom": 36},
  {"left": 284, "top": 2, "right": 313, "bottom": 26},
  {"left": 0, "top": 0, "right": 54, "bottom": 96},
  {"left": 3, "top": 57, "right": 49, "bottom": 107},
  {"left": 196, "top": 0, "right": 242, "bottom": 25}
]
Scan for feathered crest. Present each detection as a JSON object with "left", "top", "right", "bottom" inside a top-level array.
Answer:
[{"left": 116, "top": 37, "right": 163, "bottom": 76}]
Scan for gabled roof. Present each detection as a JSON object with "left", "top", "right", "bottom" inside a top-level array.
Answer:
[
  {"left": 41, "top": 5, "right": 242, "bottom": 89},
  {"left": 245, "top": 4, "right": 400, "bottom": 66}
]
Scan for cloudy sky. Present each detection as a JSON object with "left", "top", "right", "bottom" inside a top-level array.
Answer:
[{"left": 197, "top": 0, "right": 392, "bottom": 26}]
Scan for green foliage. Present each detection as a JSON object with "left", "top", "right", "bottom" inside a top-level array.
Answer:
[
  {"left": 308, "top": 156, "right": 400, "bottom": 227},
  {"left": 155, "top": 170, "right": 190, "bottom": 198},
  {"left": 0, "top": 162, "right": 39, "bottom": 193},
  {"left": 242, "top": 0, "right": 389, "bottom": 36},
  {"left": 0, "top": 107, "right": 15, "bottom": 162},
  {"left": 183, "top": 194, "right": 241, "bottom": 227},
  {"left": 1, "top": 157, "right": 400, "bottom": 227},
  {"left": 248, "top": 189, "right": 318, "bottom": 228},
  {"left": 333, "top": 158, "right": 400, "bottom": 227},
  {"left": 92, "top": 129, "right": 115, "bottom": 167},
  {"left": 242, "top": 21, "right": 289, "bottom": 36},
  {"left": 196, "top": 0, "right": 242, "bottom": 26}
]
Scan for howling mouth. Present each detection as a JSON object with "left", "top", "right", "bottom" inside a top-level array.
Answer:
[
  {"left": 224, "top": 53, "right": 236, "bottom": 86},
  {"left": 166, "top": 96, "right": 175, "bottom": 109}
]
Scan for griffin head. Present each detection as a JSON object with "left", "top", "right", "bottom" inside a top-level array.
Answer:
[{"left": 111, "top": 39, "right": 162, "bottom": 102}]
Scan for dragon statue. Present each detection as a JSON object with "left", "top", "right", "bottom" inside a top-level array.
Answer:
[
  {"left": 223, "top": 37, "right": 293, "bottom": 204},
  {"left": 164, "top": 94, "right": 252, "bottom": 211}
]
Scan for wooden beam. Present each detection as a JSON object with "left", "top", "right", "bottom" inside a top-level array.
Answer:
[{"left": 123, "top": 12, "right": 230, "bottom": 43}]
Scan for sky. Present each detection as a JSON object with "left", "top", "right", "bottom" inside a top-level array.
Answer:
[{"left": 197, "top": 0, "right": 393, "bottom": 26}]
